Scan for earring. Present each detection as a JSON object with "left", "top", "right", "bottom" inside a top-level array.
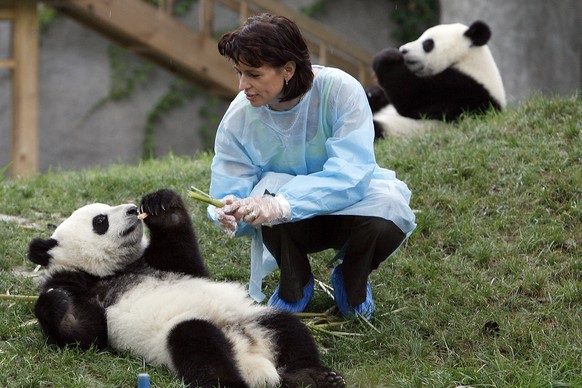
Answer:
[{"left": 285, "top": 78, "right": 289, "bottom": 86}]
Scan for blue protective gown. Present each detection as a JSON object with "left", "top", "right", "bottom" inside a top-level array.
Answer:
[{"left": 208, "top": 66, "right": 416, "bottom": 301}]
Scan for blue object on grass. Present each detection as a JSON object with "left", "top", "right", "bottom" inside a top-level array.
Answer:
[{"left": 137, "top": 373, "right": 150, "bottom": 388}]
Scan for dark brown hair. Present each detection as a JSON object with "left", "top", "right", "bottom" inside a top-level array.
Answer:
[{"left": 218, "top": 13, "right": 313, "bottom": 102}]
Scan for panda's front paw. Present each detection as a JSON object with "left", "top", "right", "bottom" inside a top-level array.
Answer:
[
  {"left": 35, "top": 288, "right": 73, "bottom": 323},
  {"left": 139, "top": 189, "right": 187, "bottom": 227},
  {"left": 372, "top": 47, "right": 404, "bottom": 71}
]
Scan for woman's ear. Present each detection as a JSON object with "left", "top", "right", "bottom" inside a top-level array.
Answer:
[{"left": 283, "top": 61, "right": 296, "bottom": 81}]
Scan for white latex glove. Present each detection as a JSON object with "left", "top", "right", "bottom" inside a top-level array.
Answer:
[
  {"left": 234, "top": 195, "right": 291, "bottom": 227},
  {"left": 214, "top": 195, "right": 240, "bottom": 237}
]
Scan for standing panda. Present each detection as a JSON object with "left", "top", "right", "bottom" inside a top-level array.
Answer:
[
  {"left": 370, "top": 20, "right": 506, "bottom": 137},
  {"left": 28, "top": 189, "right": 345, "bottom": 388}
]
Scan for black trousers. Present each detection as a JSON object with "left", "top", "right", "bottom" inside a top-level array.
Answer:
[{"left": 262, "top": 215, "right": 406, "bottom": 307}]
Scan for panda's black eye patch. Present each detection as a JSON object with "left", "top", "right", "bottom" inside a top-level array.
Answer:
[
  {"left": 422, "top": 39, "right": 435, "bottom": 53},
  {"left": 92, "top": 214, "right": 109, "bottom": 235}
]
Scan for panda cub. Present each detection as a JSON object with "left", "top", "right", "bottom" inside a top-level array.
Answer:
[
  {"left": 371, "top": 20, "right": 506, "bottom": 137},
  {"left": 28, "top": 189, "right": 345, "bottom": 388}
]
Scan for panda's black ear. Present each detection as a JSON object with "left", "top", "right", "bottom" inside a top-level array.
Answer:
[
  {"left": 465, "top": 20, "right": 491, "bottom": 47},
  {"left": 28, "top": 238, "right": 58, "bottom": 266}
]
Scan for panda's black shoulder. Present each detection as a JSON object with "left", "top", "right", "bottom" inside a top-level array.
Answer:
[
  {"left": 386, "top": 68, "right": 500, "bottom": 121},
  {"left": 431, "top": 68, "right": 503, "bottom": 116}
]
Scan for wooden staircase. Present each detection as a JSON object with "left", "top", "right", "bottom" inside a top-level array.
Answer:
[{"left": 42, "top": 0, "right": 376, "bottom": 97}]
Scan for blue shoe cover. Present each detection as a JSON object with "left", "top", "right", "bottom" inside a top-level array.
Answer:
[
  {"left": 331, "top": 264, "right": 375, "bottom": 320},
  {"left": 354, "top": 283, "right": 375, "bottom": 320},
  {"left": 268, "top": 275, "right": 314, "bottom": 313}
]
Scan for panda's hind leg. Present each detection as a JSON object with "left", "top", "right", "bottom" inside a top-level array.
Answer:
[
  {"left": 281, "top": 368, "right": 346, "bottom": 388},
  {"left": 258, "top": 311, "right": 346, "bottom": 388},
  {"left": 167, "top": 319, "right": 249, "bottom": 388}
]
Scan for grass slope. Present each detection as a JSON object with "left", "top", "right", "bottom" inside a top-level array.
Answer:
[{"left": 0, "top": 94, "right": 580, "bottom": 387}]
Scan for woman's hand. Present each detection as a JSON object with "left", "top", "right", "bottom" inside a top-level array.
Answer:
[
  {"left": 234, "top": 195, "right": 291, "bottom": 226},
  {"left": 214, "top": 195, "right": 240, "bottom": 237}
]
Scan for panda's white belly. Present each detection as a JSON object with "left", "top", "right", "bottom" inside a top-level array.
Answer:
[{"left": 105, "top": 274, "right": 277, "bottom": 382}]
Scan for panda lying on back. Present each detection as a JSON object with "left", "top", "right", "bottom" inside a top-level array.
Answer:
[
  {"left": 28, "top": 189, "right": 345, "bottom": 388},
  {"left": 370, "top": 20, "right": 506, "bottom": 137}
]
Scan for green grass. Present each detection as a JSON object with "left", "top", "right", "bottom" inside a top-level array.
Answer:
[{"left": 0, "top": 94, "right": 580, "bottom": 387}]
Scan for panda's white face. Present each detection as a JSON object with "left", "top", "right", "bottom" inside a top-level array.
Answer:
[
  {"left": 398, "top": 21, "right": 506, "bottom": 108},
  {"left": 400, "top": 23, "right": 472, "bottom": 77},
  {"left": 47, "top": 203, "right": 147, "bottom": 277}
]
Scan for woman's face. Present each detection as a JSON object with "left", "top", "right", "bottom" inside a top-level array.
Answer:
[{"left": 234, "top": 63, "right": 288, "bottom": 109}]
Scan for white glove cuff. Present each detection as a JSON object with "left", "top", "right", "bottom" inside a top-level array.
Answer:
[{"left": 274, "top": 194, "right": 291, "bottom": 220}]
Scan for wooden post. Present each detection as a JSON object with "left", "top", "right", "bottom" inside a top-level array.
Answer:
[
  {"left": 318, "top": 42, "right": 327, "bottom": 66},
  {"left": 239, "top": 0, "right": 248, "bottom": 25},
  {"left": 358, "top": 62, "right": 368, "bottom": 87},
  {"left": 11, "top": 1, "right": 39, "bottom": 178},
  {"left": 199, "top": 0, "right": 213, "bottom": 36}
]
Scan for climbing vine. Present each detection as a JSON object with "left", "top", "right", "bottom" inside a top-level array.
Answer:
[
  {"left": 142, "top": 0, "right": 196, "bottom": 17},
  {"left": 142, "top": 80, "right": 200, "bottom": 160},
  {"left": 388, "top": 0, "right": 440, "bottom": 42},
  {"left": 108, "top": 45, "right": 154, "bottom": 101},
  {"left": 38, "top": 4, "right": 58, "bottom": 33},
  {"left": 77, "top": 45, "right": 154, "bottom": 124},
  {"left": 139, "top": 0, "right": 236, "bottom": 157},
  {"left": 197, "top": 96, "right": 223, "bottom": 152},
  {"left": 300, "top": 0, "right": 327, "bottom": 18}
]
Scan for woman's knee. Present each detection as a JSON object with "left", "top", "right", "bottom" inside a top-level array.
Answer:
[
  {"left": 356, "top": 217, "right": 404, "bottom": 240},
  {"left": 353, "top": 217, "right": 406, "bottom": 268}
]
